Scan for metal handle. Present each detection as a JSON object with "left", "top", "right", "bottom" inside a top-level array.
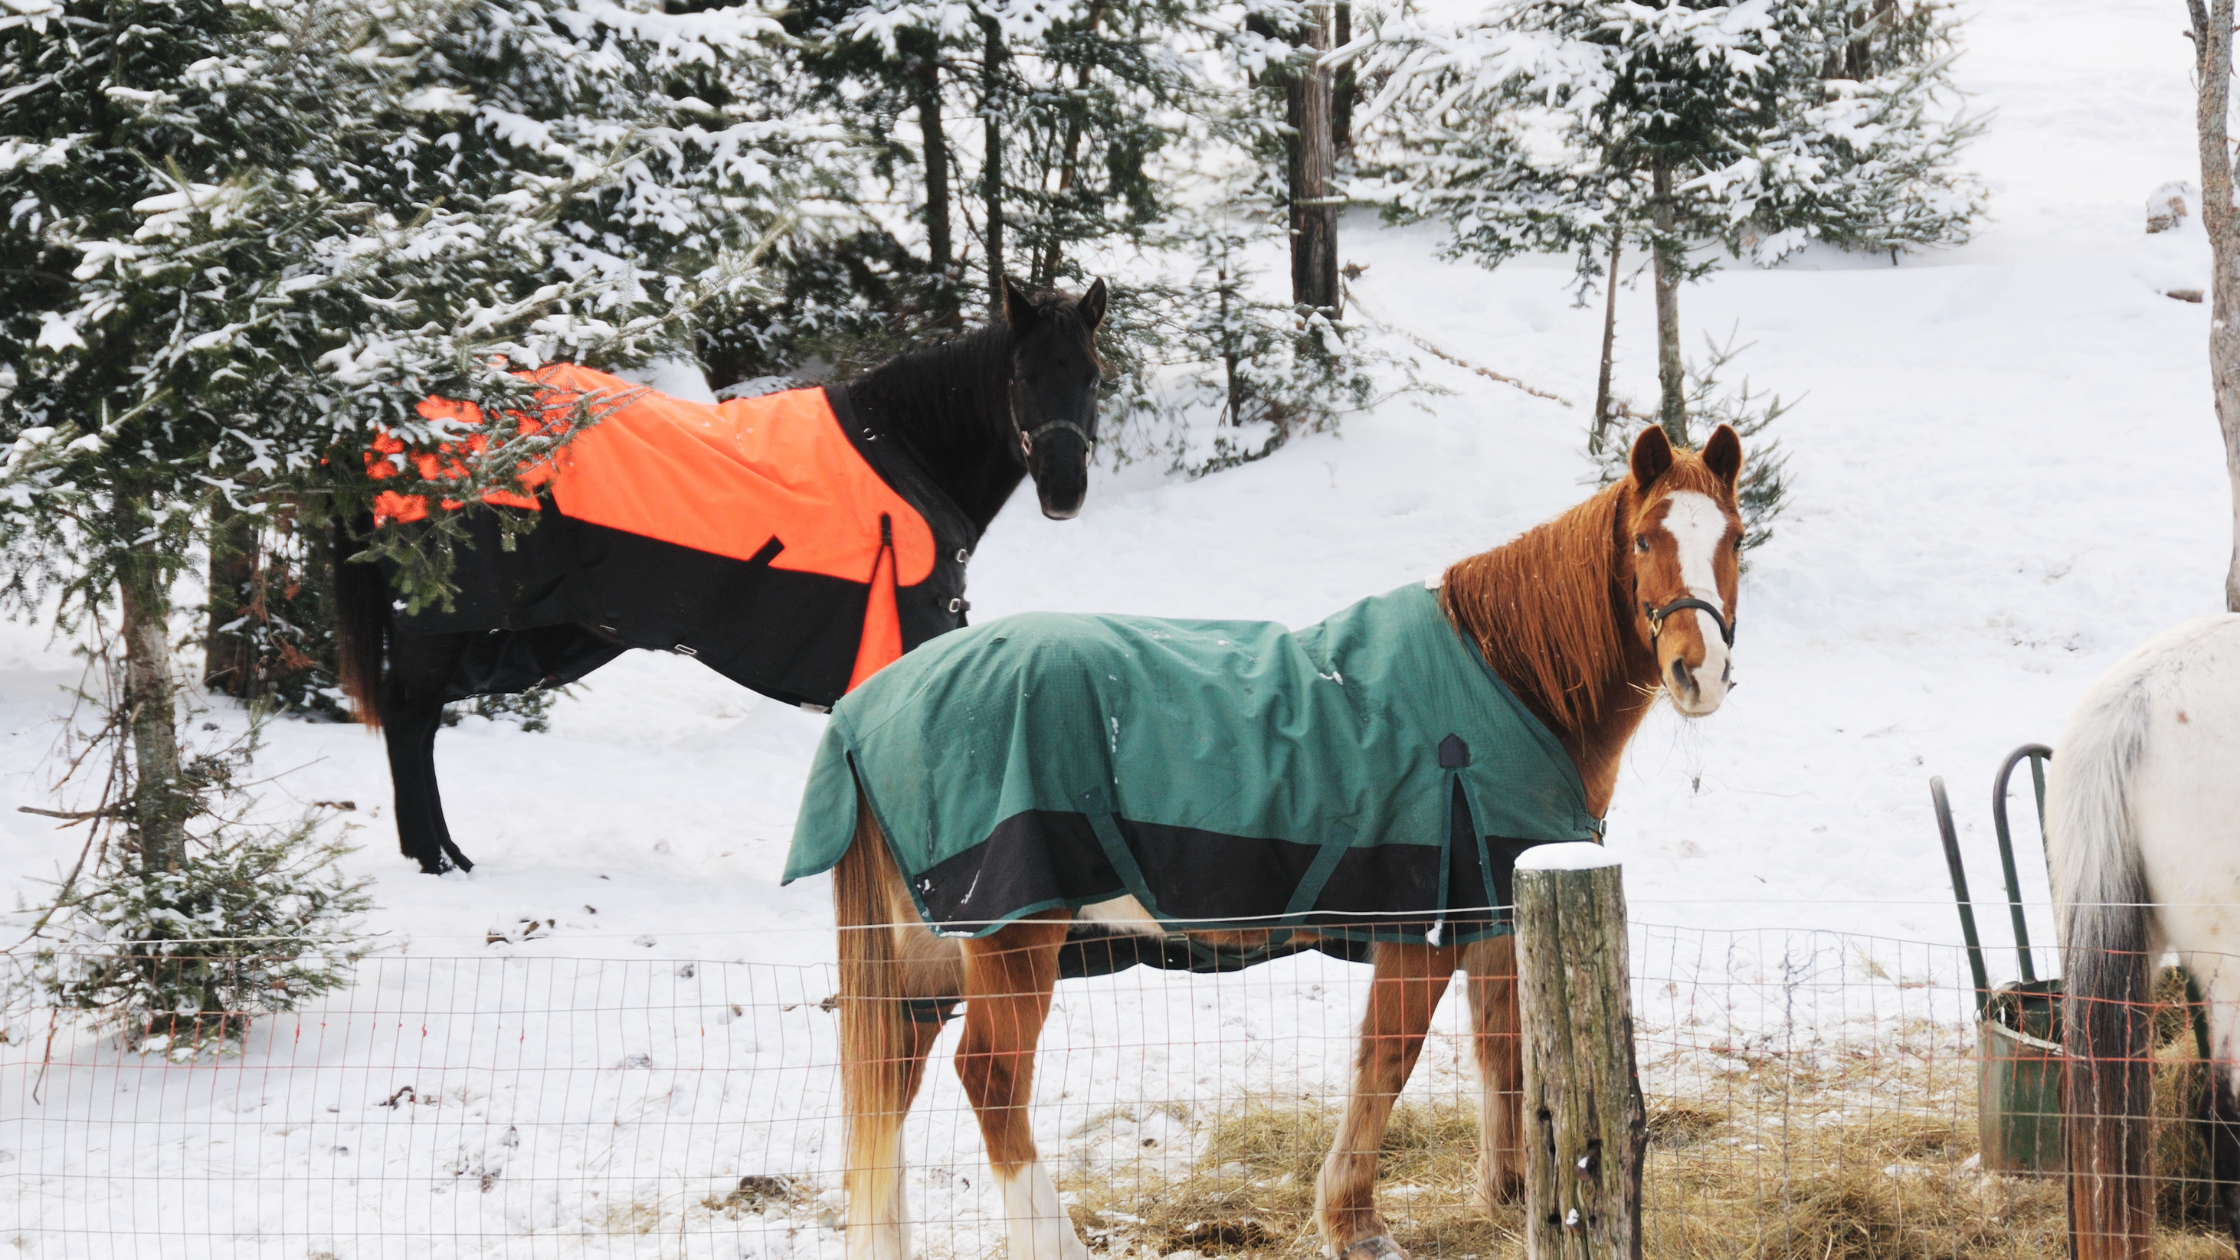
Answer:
[
  {"left": 1990, "top": 744, "right": 2054, "bottom": 984},
  {"left": 1932, "top": 776, "right": 1990, "bottom": 1019}
]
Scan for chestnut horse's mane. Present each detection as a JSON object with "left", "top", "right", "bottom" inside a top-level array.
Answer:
[{"left": 1439, "top": 459, "right": 1728, "bottom": 734}]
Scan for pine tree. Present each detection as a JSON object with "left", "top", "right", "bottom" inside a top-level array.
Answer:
[
  {"left": 724, "top": 0, "right": 1400, "bottom": 470},
  {"left": 1244, "top": 0, "right": 1342, "bottom": 312},
  {"left": 775, "top": 0, "right": 1189, "bottom": 345},
  {"left": 1098, "top": 202, "right": 1375, "bottom": 473},
  {"left": 1, "top": 0, "right": 362, "bottom": 874},
  {"left": 1076, "top": 1, "right": 1400, "bottom": 473},
  {"left": 1012, "top": 1, "right": 1187, "bottom": 290},
  {"left": 1, "top": 0, "right": 817, "bottom": 886},
  {"left": 1362, "top": 0, "right": 1984, "bottom": 437}
]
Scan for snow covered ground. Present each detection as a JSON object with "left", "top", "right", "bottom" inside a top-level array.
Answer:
[{"left": 0, "top": 0, "right": 2228, "bottom": 1253}]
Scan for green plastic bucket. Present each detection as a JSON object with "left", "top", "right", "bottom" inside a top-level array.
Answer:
[{"left": 1979, "top": 979, "right": 2064, "bottom": 1174}]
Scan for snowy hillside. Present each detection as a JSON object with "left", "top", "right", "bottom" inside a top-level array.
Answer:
[{"left": 0, "top": 0, "right": 2227, "bottom": 1251}]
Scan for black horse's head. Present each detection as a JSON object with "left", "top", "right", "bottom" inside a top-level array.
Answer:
[{"left": 1003, "top": 276, "right": 1108, "bottom": 520}]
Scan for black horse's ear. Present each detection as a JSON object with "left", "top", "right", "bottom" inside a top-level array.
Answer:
[
  {"left": 1629, "top": 425, "right": 1674, "bottom": 491},
  {"left": 1078, "top": 278, "right": 1108, "bottom": 330},
  {"left": 1002, "top": 276, "right": 1038, "bottom": 331},
  {"left": 1702, "top": 423, "right": 1743, "bottom": 491}
]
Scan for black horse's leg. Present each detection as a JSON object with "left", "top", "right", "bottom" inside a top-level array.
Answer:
[{"left": 377, "top": 629, "right": 474, "bottom": 874}]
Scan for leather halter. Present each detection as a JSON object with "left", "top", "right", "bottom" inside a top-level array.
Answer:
[
  {"left": 1019, "top": 418, "right": 1096, "bottom": 455},
  {"left": 1643, "top": 597, "right": 1735, "bottom": 648}
]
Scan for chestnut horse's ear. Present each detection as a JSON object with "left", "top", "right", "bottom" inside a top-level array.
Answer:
[
  {"left": 1702, "top": 423, "right": 1743, "bottom": 492},
  {"left": 1078, "top": 278, "right": 1108, "bottom": 330},
  {"left": 1629, "top": 425, "right": 1675, "bottom": 490},
  {"left": 1003, "top": 276, "right": 1038, "bottom": 330}
]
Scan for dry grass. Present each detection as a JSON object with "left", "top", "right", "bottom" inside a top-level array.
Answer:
[
  {"left": 1064, "top": 1095, "right": 1516, "bottom": 1259},
  {"left": 1639, "top": 1103, "right": 2062, "bottom": 1259},
  {"left": 703, "top": 1174, "right": 810, "bottom": 1219},
  {"left": 593, "top": 1198, "right": 664, "bottom": 1236},
  {"left": 1058, "top": 1040, "right": 2239, "bottom": 1260}
]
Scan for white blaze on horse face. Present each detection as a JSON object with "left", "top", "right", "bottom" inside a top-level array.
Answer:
[
  {"left": 998, "top": 1161, "right": 1091, "bottom": 1260},
  {"left": 1658, "top": 491, "right": 1733, "bottom": 714}
]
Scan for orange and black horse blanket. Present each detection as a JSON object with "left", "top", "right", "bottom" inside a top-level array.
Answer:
[{"left": 369, "top": 364, "right": 976, "bottom": 709}]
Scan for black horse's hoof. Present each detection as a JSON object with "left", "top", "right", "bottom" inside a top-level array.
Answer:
[{"left": 409, "top": 847, "right": 466, "bottom": 875}]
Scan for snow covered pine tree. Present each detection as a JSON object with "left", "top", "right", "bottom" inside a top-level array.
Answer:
[
  {"left": 1361, "top": 0, "right": 1984, "bottom": 437},
  {"left": 1, "top": 0, "right": 821, "bottom": 957}
]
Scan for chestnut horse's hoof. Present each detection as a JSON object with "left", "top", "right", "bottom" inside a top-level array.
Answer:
[
  {"left": 1474, "top": 1171, "right": 1525, "bottom": 1210},
  {"left": 1338, "top": 1235, "right": 1405, "bottom": 1260}
]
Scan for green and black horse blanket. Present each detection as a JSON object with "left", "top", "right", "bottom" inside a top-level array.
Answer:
[{"left": 784, "top": 582, "right": 1603, "bottom": 959}]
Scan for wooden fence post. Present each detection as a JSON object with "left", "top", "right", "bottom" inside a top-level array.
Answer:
[{"left": 1515, "top": 842, "right": 1646, "bottom": 1260}]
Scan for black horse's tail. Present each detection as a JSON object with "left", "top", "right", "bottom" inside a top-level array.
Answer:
[{"left": 331, "top": 516, "right": 387, "bottom": 729}]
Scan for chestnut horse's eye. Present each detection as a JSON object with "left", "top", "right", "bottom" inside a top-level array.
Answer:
[{"left": 1634, "top": 536, "right": 1650, "bottom": 554}]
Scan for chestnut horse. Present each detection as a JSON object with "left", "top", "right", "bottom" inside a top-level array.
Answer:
[
  {"left": 830, "top": 424, "right": 1743, "bottom": 1260},
  {"left": 2052, "top": 619, "right": 2240, "bottom": 1258}
]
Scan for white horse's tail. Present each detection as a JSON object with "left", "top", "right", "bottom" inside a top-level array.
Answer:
[{"left": 2051, "top": 671, "right": 2158, "bottom": 1260}]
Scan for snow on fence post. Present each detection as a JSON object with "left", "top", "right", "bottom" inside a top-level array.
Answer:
[{"left": 1514, "top": 842, "right": 1646, "bottom": 1260}]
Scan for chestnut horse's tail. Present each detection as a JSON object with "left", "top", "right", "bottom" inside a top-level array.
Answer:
[
  {"left": 836, "top": 800, "right": 957, "bottom": 1256},
  {"left": 2052, "top": 672, "right": 2157, "bottom": 1260},
  {"left": 331, "top": 517, "right": 387, "bottom": 729}
]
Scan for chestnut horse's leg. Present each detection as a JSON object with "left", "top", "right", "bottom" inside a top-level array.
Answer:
[
  {"left": 1316, "top": 939, "right": 1461, "bottom": 1260},
  {"left": 837, "top": 809, "right": 965, "bottom": 1260},
  {"left": 1462, "top": 935, "right": 1524, "bottom": 1208},
  {"left": 842, "top": 932, "right": 954, "bottom": 1255},
  {"left": 956, "top": 912, "right": 1086, "bottom": 1260}
]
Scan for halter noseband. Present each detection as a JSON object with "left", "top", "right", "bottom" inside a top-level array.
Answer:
[
  {"left": 1643, "top": 597, "right": 1735, "bottom": 648},
  {"left": 1018, "top": 418, "right": 1096, "bottom": 456}
]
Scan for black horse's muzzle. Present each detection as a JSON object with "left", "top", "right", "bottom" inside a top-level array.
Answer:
[{"left": 1023, "top": 419, "right": 1092, "bottom": 519}]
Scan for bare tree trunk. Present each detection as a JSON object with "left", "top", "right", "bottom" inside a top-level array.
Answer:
[
  {"left": 1333, "top": 3, "right": 1356, "bottom": 160},
  {"left": 1844, "top": 18, "right": 1871, "bottom": 79},
  {"left": 980, "top": 16, "right": 1006, "bottom": 317},
  {"left": 1650, "top": 159, "right": 1687, "bottom": 444},
  {"left": 116, "top": 492, "right": 188, "bottom": 876},
  {"left": 2195, "top": 0, "right": 2240, "bottom": 611},
  {"left": 203, "top": 500, "right": 258, "bottom": 698},
  {"left": 1036, "top": 75, "right": 1089, "bottom": 288},
  {"left": 1593, "top": 231, "right": 1623, "bottom": 451},
  {"left": 1035, "top": 5, "right": 1105, "bottom": 289},
  {"left": 1221, "top": 262, "right": 1245, "bottom": 424},
  {"left": 913, "top": 45, "right": 953, "bottom": 312},
  {"left": 1290, "top": 7, "right": 1340, "bottom": 314}
]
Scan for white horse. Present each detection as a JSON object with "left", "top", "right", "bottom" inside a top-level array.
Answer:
[{"left": 2050, "top": 616, "right": 2240, "bottom": 1259}]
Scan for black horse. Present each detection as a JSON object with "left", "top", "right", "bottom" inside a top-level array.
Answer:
[{"left": 335, "top": 278, "right": 1109, "bottom": 875}]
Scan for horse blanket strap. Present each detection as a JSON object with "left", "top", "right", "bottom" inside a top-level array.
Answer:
[
  {"left": 901, "top": 995, "right": 959, "bottom": 1026},
  {"left": 785, "top": 583, "right": 1604, "bottom": 948},
  {"left": 369, "top": 367, "right": 977, "bottom": 709}
]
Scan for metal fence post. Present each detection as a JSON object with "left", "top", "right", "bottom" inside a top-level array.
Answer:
[{"left": 1515, "top": 842, "right": 1645, "bottom": 1260}]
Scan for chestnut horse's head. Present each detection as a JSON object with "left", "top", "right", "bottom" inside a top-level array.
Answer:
[{"left": 1620, "top": 424, "right": 1744, "bottom": 717}]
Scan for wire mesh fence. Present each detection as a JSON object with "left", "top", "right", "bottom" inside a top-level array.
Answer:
[{"left": 0, "top": 923, "right": 2232, "bottom": 1259}]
